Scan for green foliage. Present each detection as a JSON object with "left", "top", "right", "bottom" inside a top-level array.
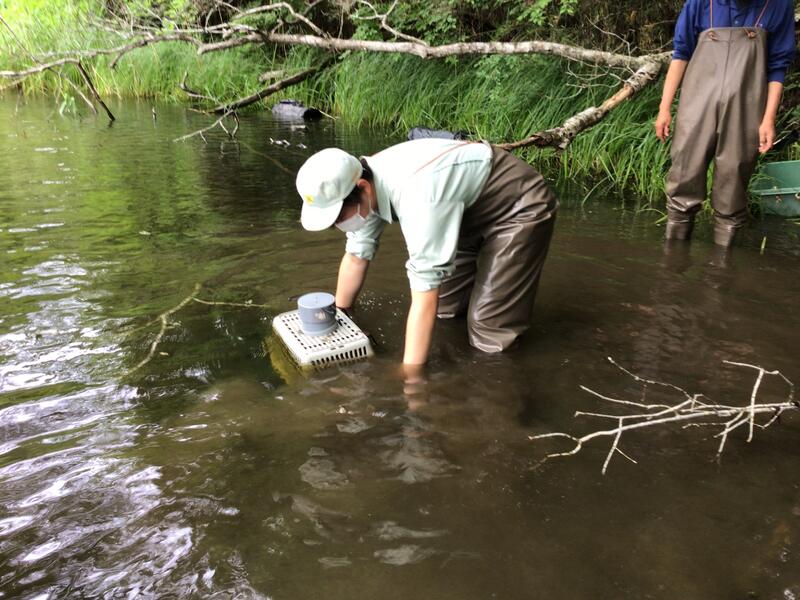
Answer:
[
  {"left": 322, "top": 50, "right": 670, "bottom": 202},
  {"left": 1, "top": 0, "right": 796, "bottom": 206},
  {"left": 514, "top": 0, "right": 576, "bottom": 26},
  {"left": 345, "top": 0, "right": 579, "bottom": 44}
]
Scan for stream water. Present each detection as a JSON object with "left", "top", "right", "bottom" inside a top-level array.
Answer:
[{"left": 1, "top": 95, "right": 799, "bottom": 599}]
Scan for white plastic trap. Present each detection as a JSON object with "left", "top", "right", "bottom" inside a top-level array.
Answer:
[{"left": 272, "top": 308, "right": 374, "bottom": 368}]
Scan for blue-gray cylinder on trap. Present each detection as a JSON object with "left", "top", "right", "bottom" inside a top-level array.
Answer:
[{"left": 297, "top": 292, "right": 337, "bottom": 336}]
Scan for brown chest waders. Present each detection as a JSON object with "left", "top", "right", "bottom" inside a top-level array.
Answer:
[
  {"left": 665, "top": 0, "right": 769, "bottom": 246},
  {"left": 436, "top": 146, "right": 558, "bottom": 353}
]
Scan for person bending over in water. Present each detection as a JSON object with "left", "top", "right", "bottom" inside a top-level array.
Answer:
[{"left": 295, "top": 138, "right": 558, "bottom": 365}]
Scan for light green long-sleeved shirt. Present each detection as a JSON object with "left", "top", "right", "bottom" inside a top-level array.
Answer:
[{"left": 344, "top": 138, "right": 493, "bottom": 292}]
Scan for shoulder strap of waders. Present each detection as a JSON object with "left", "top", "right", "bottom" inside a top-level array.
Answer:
[{"left": 413, "top": 141, "right": 478, "bottom": 174}]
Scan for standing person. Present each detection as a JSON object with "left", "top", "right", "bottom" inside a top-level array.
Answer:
[
  {"left": 295, "top": 139, "right": 558, "bottom": 365},
  {"left": 655, "top": 0, "right": 796, "bottom": 246}
]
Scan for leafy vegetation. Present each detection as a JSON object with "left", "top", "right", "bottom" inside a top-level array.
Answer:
[{"left": 1, "top": 0, "right": 796, "bottom": 204}]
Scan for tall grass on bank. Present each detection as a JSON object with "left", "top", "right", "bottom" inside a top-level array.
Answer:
[
  {"left": 326, "top": 53, "right": 670, "bottom": 202},
  {"left": 2, "top": 2, "right": 794, "bottom": 207},
  {"left": 0, "top": 2, "right": 671, "bottom": 202},
  {"left": 0, "top": 0, "right": 283, "bottom": 100}
]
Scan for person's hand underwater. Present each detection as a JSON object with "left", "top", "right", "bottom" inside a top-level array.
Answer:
[{"left": 401, "top": 363, "right": 428, "bottom": 410}]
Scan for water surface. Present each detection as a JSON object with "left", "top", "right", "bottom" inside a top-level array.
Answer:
[{"left": 1, "top": 95, "right": 799, "bottom": 599}]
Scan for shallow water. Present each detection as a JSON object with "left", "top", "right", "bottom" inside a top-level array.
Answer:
[{"left": 1, "top": 95, "right": 799, "bottom": 600}]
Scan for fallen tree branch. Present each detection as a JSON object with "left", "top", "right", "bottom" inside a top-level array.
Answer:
[
  {"left": 232, "top": 1, "right": 325, "bottom": 36},
  {"left": 76, "top": 61, "right": 115, "bottom": 121},
  {"left": 108, "top": 33, "right": 200, "bottom": 69},
  {"left": 530, "top": 357, "right": 798, "bottom": 474},
  {"left": 212, "top": 56, "right": 335, "bottom": 113},
  {"left": 2, "top": 11, "right": 671, "bottom": 149},
  {"left": 0, "top": 34, "right": 200, "bottom": 82},
  {"left": 0, "top": 15, "right": 118, "bottom": 120},
  {"left": 198, "top": 30, "right": 669, "bottom": 71},
  {"left": 498, "top": 58, "right": 664, "bottom": 151},
  {"left": 0, "top": 56, "right": 83, "bottom": 79}
]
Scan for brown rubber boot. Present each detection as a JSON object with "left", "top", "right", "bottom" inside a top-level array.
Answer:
[
  {"left": 712, "top": 222, "right": 738, "bottom": 247},
  {"left": 665, "top": 219, "right": 694, "bottom": 241}
]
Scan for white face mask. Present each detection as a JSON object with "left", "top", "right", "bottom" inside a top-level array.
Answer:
[{"left": 335, "top": 204, "right": 373, "bottom": 233}]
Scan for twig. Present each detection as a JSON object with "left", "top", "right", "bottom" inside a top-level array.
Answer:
[
  {"left": 179, "top": 72, "right": 217, "bottom": 103},
  {"left": 232, "top": 2, "right": 325, "bottom": 36},
  {"left": 126, "top": 283, "right": 201, "bottom": 374},
  {"left": 76, "top": 61, "right": 115, "bottom": 121},
  {"left": 173, "top": 111, "right": 235, "bottom": 142},
  {"left": 354, "top": 0, "right": 429, "bottom": 46},
  {"left": 530, "top": 357, "right": 798, "bottom": 474},
  {"left": 192, "top": 298, "right": 271, "bottom": 309}
]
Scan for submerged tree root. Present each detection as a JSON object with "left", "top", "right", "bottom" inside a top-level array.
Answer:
[{"left": 531, "top": 357, "right": 798, "bottom": 475}]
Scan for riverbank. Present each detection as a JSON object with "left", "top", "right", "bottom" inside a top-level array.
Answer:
[{"left": 1, "top": 1, "right": 797, "bottom": 206}]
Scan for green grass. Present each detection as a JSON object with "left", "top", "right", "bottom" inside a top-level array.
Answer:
[
  {"left": 1, "top": 1, "right": 794, "bottom": 208},
  {"left": 322, "top": 52, "right": 670, "bottom": 203}
]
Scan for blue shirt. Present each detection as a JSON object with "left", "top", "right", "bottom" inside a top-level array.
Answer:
[{"left": 672, "top": 0, "right": 796, "bottom": 83}]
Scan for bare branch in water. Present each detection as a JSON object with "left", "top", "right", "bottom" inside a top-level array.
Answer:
[
  {"left": 125, "top": 288, "right": 277, "bottom": 376},
  {"left": 530, "top": 357, "right": 798, "bottom": 474},
  {"left": 126, "top": 283, "right": 202, "bottom": 375},
  {"left": 173, "top": 111, "right": 237, "bottom": 142}
]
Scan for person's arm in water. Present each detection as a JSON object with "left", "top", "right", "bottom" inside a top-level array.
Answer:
[
  {"left": 403, "top": 289, "right": 439, "bottom": 364},
  {"left": 655, "top": 59, "right": 688, "bottom": 142},
  {"left": 335, "top": 252, "right": 369, "bottom": 309},
  {"left": 758, "top": 82, "right": 783, "bottom": 154}
]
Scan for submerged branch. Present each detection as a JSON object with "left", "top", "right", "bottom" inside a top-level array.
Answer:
[
  {"left": 126, "top": 283, "right": 201, "bottom": 375},
  {"left": 124, "top": 287, "right": 275, "bottom": 376}
]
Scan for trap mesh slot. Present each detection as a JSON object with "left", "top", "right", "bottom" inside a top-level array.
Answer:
[{"left": 272, "top": 309, "right": 374, "bottom": 368}]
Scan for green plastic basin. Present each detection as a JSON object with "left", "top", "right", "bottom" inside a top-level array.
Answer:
[{"left": 750, "top": 159, "right": 800, "bottom": 217}]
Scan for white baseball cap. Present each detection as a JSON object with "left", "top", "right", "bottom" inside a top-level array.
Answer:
[{"left": 296, "top": 148, "right": 363, "bottom": 231}]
